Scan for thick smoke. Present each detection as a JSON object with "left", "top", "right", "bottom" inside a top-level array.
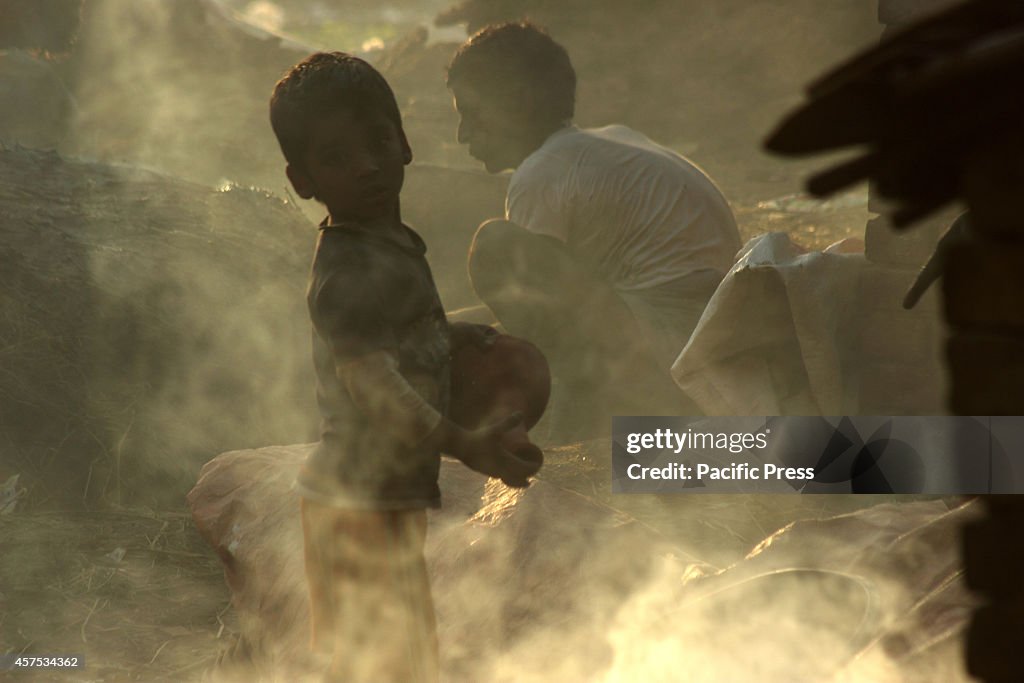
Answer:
[{"left": 0, "top": 1, "right": 974, "bottom": 682}]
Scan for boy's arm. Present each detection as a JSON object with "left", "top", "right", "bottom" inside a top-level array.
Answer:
[
  {"left": 448, "top": 321, "right": 499, "bottom": 353},
  {"left": 337, "top": 351, "right": 540, "bottom": 487},
  {"left": 337, "top": 350, "right": 443, "bottom": 446}
]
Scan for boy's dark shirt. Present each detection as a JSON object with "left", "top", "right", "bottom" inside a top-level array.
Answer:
[{"left": 297, "top": 220, "right": 450, "bottom": 510}]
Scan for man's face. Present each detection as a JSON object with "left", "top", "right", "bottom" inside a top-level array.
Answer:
[
  {"left": 451, "top": 82, "right": 537, "bottom": 173},
  {"left": 288, "top": 108, "right": 411, "bottom": 222}
]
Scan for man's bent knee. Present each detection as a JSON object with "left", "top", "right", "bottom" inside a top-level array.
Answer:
[
  {"left": 468, "top": 219, "right": 526, "bottom": 297},
  {"left": 468, "top": 219, "right": 569, "bottom": 286},
  {"left": 470, "top": 219, "right": 522, "bottom": 262}
]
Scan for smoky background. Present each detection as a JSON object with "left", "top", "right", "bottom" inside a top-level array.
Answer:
[
  {"left": 0, "top": 1, "right": 971, "bottom": 682},
  {"left": 0, "top": 0, "right": 887, "bottom": 510}
]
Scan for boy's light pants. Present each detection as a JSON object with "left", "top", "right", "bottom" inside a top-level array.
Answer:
[{"left": 300, "top": 499, "right": 439, "bottom": 683}]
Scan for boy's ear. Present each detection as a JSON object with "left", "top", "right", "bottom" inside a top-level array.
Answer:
[{"left": 286, "top": 164, "right": 316, "bottom": 200}]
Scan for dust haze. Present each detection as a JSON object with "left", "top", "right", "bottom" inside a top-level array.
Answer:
[{"left": 0, "top": 1, "right": 973, "bottom": 682}]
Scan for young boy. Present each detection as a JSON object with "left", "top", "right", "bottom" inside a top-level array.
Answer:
[{"left": 269, "top": 52, "right": 540, "bottom": 683}]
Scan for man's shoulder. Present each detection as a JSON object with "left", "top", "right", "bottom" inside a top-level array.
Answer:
[
  {"left": 511, "top": 127, "right": 589, "bottom": 187},
  {"left": 580, "top": 125, "right": 724, "bottom": 188},
  {"left": 509, "top": 125, "right": 653, "bottom": 200},
  {"left": 581, "top": 125, "right": 693, "bottom": 160},
  {"left": 528, "top": 125, "right": 609, "bottom": 157},
  {"left": 556, "top": 124, "right": 654, "bottom": 149},
  {"left": 525, "top": 124, "right": 681, "bottom": 167}
]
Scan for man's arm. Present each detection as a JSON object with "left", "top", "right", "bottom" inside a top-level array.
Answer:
[{"left": 448, "top": 321, "right": 499, "bottom": 353}]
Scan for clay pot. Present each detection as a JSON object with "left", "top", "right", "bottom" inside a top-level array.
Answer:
[{"left": 449, "top": 334, "right": 550, "bottom": 467}]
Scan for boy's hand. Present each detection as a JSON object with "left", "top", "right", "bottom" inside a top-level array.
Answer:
[
  {"left": 435, "top": 413, "right": 542, "bottom": 488},
  {"left": 449, "top": 322, "right": 499, "bottom": 353}
]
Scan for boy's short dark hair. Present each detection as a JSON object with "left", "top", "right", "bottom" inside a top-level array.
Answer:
[
  {"left": 447, "top": 22, "right": 576, "bottom": 127},
  {"left": 270, "top": 52, "right": 404, "bottom": 167}
]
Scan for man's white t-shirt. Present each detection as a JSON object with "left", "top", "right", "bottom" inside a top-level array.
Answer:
[{"left": 506, "top": 125, "right": 742, "bottom": 293}]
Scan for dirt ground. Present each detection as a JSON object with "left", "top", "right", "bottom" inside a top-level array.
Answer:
[
  {"left": 0, "top": 438, "right": 939, "bottom": 683},
  {"left": 0, "top": 508, "right": 234, "bottom": 682}
]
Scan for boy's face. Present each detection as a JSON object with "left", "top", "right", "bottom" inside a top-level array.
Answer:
[
  {"left": 287, "top": 108, "right": 412, "bottom": 222},
  {"left": 450, "top": 81, "right": 540, "bottom": 173}
]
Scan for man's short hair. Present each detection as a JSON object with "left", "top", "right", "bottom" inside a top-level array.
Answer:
[
  {"left": 270, "top": 52, "right": 404, "bottom": 167},
  {"left": 447, "top": 22, "right": 576, "bottom": 126}
]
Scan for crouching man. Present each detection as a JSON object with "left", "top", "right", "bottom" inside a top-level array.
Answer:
[{"left": 447, "top": 22, "right": 742, "bottom": 432}]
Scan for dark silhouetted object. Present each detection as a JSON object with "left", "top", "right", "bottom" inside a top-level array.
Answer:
[{"left": 765, "top": 1, "right": 1024, "bottom": 680}]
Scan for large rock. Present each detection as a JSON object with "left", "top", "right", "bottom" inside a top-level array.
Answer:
[
  {"left": 188, "top": 441, "right": 975, "bottom": 682},
  {"left": 0, "top": 147, "right": 316, "bottom": 508}
]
